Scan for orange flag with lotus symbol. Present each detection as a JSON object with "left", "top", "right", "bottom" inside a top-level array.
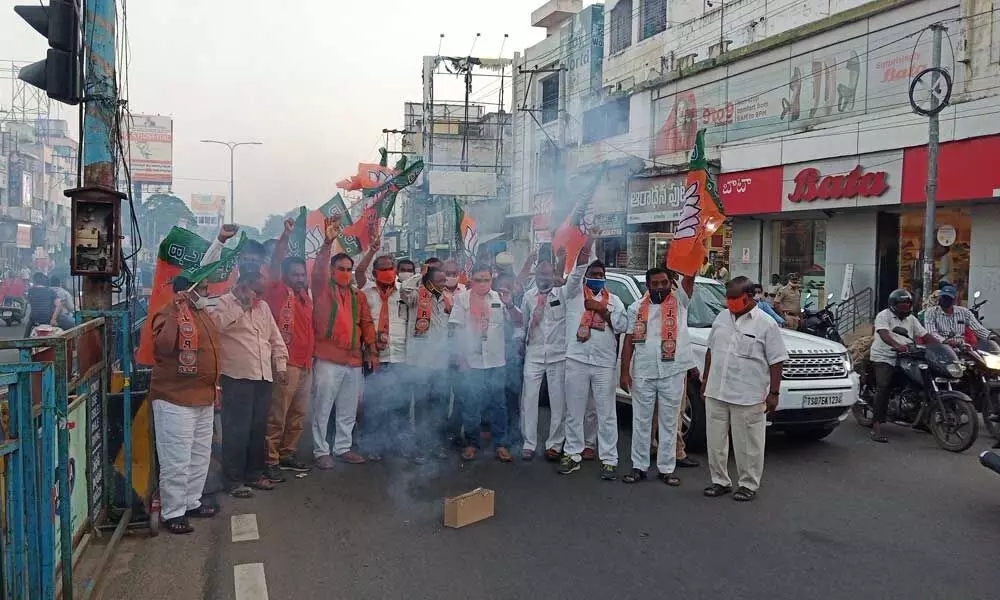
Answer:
[{"left": 667, "top": 129, "right": 726, "bottom": 277}]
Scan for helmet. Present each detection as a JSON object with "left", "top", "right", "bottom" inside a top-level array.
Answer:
[{"left": 888, "top": 288, "right": 914, "bottom": 318}]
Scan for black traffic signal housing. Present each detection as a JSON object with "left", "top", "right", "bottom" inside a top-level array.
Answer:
[{"left": 14, "top": 1, "right": 82, "bottom": 105}]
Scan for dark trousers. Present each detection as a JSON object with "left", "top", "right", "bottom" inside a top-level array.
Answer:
[
  {"left": 413, "top": 369, "right": 451, "bottom": 452},
  {"left": 872, "top": 362, "right": 895, "bottom": 424},
  {"left": 461, "top": 367, "right": 508, "bottom": 449},
  {"left": 221, "top": 376, "right": 272, "bottom": 489},
  {"left": 360, "top": 363, "right": 413, "bottom": 456}
]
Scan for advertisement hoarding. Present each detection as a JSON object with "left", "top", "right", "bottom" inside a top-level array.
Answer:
[
  {"left": 627, "top": 174, "right": 688, "bottom": 224},
  {"left": 127, "top": 115, "right": 173, "bottom": 184}
]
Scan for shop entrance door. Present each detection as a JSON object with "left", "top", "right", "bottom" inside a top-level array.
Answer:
[{"left": 875, "top": 211, "right": 900, "bottom": 310}]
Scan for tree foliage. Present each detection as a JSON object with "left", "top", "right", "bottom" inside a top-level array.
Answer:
[{"left": 139, "top": 194, "right": 197, "bottom": 247}]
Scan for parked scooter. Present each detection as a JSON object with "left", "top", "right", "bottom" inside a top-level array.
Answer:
[
  {"left": 799, "top": 292, "right": 843, "bottom": 343},
  {"left": 0, "top": 295, "right": 25, "bottom": 326}
]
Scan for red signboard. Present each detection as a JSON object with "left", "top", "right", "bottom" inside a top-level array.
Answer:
[
  {"left": 787, "top": 165, "right": 890, "bottom": 203},
  {"left": 901, "top": 135, "right": 1000, "bottom": 204},
  {"left": 718, "top": 166, "right": 783, "bottom": 215}
]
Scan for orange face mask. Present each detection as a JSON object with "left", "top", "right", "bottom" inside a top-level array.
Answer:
[
  {"left": 333, "top": 271, "right": 352, "bottom": 286},
  {"left": 375, "top": 269, "right": 397, "bottom": 286}
]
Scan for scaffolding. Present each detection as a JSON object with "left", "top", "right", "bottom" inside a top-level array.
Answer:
[{"left": 0, "top": 60, "right": 52, "bottom": 126}]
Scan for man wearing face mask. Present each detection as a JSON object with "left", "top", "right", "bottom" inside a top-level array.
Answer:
[
  {"left": 359, "top": 255, "right": 412, "bottom": 462},
  {"left": 396, "top": 259, "right": 416, "bottom": 284},
  {"left": 774, "top": 272, "right": 802, "bottom": 329},
  {"left": 923, "top": 284, "right": 995, "bottom": 346},
  {"left": 440, "top": 257, "right": 468, "bottom": 441},
  {"left": 148, "top": 274, "right": 222, "bottom": 534},
  {"left": 260, "top": 219, "right": 315, "bottom": 482},
  {"left": 560, "top": 238, "right": 628, "bottom": 479},
  {"left": 620, "top": 268, "right": 696, "bottom": 486},
  {"left": 449, "top": 263, "right": 516, "bottom": 462},
  {"left": 519, "top": 259, "right": 569, "bottom": 461},
  {"left": 403, "top": 266, "right": 452, "bottom": 460},
  {"left": 702, "top": 277, "right": 787, "bottom": 501},
  {"left": 311, "top": 217, "right": 377, "bottom": 468}
]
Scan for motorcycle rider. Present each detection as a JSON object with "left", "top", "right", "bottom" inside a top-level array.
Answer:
[
  {"left": 868, "top": 289, "right": 940, "bottom": 443},
  {"left": 923, "top": 284, "right": 996, "bottom": 346}
]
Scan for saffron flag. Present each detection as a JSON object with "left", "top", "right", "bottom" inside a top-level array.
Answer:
[
  {"left": 342, "top": 158, "right": 424, "bottom": 252},
  {"left": 454, "top": 199, "right": 478, "bottom": 273},
  {"left": 666, "top": 129, "right": 726, "bottom": 277},
  {"left": 551, "top": 167, "right": 603, "bottom": 274},
  {"left": 136, "top": 227, "right": 247, "bottom": 366}
]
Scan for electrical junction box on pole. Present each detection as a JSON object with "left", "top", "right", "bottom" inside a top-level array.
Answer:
[
  {"left": 66, "top": 186, "right": 125, "bottom": 276},
  {"left": 14, "top": 1, "right": 83, "bottom": 105}
]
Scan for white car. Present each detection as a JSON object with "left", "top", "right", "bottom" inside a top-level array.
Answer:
[{"left": 604, "top": 270, "right": 860, "bottom": 452}]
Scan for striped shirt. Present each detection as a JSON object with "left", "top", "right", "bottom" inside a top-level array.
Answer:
[{"left": 923, "top": 305, "right": 992, "bottom": 342}]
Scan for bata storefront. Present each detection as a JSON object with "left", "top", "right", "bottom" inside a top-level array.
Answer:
[
  {"left": 627, "top": 172, "right": 732, "bottom": 271},
  {"left": 720, "top": 134, "right": 1000, "bottom": 322}
]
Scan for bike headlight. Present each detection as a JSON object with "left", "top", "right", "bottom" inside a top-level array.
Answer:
[
  {"left": 946, "top": 363, "right": 965, "bottom": 378},
  {"left": 984, "top": 354, "right": 1000, "bottom": 371}
]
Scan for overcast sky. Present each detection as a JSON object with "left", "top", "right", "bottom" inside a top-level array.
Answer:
[{"left": 0, "top": 0, "right": 566, "bottom": 227}]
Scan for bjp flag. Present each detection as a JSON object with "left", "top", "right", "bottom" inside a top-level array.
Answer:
[
  {"left": 136, "top": 228, "right": 247, "bottom": 366},
  {"left": 667, "top": 129, "right": 726, "bottom": 277},
  {"left": 551, "top": 202, "right": 589, "bottom": 276}
]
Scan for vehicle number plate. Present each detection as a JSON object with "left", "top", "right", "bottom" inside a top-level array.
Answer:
[
  {"left": 2, "top": 311, "right": 11, "bottom": 317},
  {"left": 803, "top": 394, "right": 842, "bottom": 407}
]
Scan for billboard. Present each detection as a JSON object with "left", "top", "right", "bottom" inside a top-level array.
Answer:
[
  {"left": 127, "top": 115, "right": 173, "bottom": 184},
  {"left": 190, "top": 193, "right": 226, "bottom": 215}
]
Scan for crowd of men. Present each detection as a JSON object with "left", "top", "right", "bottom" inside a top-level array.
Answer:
[{"left": 147, "top": 216, "right": 791, "bottom": 534}]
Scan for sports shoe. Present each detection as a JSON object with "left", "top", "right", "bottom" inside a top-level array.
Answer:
[
  {"left": 278, "top": 457, "right": 312, "bottom": 472},
  {"left": 600, "top": 463, "right": 617, "bottom": 481},
  {"left": 558, "top": 455, "right": 581, "bottom": 475},
  {"left": 264, "top": 466, "right": 287, "bottom": 483}
]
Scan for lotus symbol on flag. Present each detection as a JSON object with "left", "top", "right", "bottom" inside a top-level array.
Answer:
[{"left": 674, "top": 182, "right": 703, "bottom": 242}]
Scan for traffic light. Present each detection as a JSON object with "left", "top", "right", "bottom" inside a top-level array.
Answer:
[{"left": 14, "top": 1, "right": 82, "bottom": 105}]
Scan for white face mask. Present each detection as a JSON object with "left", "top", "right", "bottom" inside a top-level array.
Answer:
[
  {"left": 445, "top": 276, "right": 459, "bottom": 288},
  {"left": 191, "top": 291, "right": 210, "bottom": 310},
  {"left": 397, "top": 273, "right": 415, "bottom": 284}
]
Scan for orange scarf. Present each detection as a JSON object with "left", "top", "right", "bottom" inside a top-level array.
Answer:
[
  {"left": 528, "top": 292, "right": 547, "bottom": 342},
  {"left": 576, "top": 287, "right": 608, "bottom": 342},
  {"left": 175, "top": 297, "right": 199, "bottom": 376},
  {"left": 414, "top": 286, "right": 434, "bottom": 337},
  {"left": 470, "top": 290, "right": 490, "bottom": 339},
  {"left": 376, "top": 284, "right": 396, "bottom": 351},
  {"left": 326, "top": 284, "right": 358, "bottom": 350},
  {"left": 633, "top": 292, "right": 679, "bottom": 361}
]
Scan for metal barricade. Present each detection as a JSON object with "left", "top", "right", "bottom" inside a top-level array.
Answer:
[{"left": 0, "top": 310, "right": 136, "bottom": 600}]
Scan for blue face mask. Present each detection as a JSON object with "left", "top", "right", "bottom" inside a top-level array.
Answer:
[{"left": 585, "top": 278, "right": 605, "bottom": 293}]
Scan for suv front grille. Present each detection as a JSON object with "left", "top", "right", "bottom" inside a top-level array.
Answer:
[{"left": 783, "top": 353, "right": 847, "bottom": 380}]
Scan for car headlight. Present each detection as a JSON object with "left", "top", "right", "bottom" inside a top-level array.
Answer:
[
  {"left": 946, "top": 363, "right": 965, "bottom": 378},
  {"left": 984, "top": 354, "right": 1000, "bottom": 371},
  {"left": 842, "top": 352, "right": 853, "bottom": 372}
]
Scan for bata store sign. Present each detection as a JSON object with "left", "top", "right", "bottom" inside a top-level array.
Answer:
[{"left": 780, "top": 151, "right": 903, "bottom": 212}]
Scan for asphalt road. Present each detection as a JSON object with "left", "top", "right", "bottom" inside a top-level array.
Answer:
[
  {"left": 0, "top": 318, "right": 29, "bottom": 362},
  {"left": 97, "top": 410, "right": 1000, "bottom": 600}
]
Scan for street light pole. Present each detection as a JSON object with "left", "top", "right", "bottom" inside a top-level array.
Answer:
[{"left": 200, "top": 139, "right": 262, "bottom": 223}]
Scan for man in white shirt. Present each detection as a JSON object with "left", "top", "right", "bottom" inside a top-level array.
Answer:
[
  {"left": 402, "top": 265, "right": 452, "bottom": 460},
  {"left": 702, "top": 276, "right": 788, "bottom": 502},
  {"left": 359, "top": 255, "right": 412, "bottom": 461},
  {"left": 620, "top": 268, "right": 695, "bottom": 486},
  {"left": 449, "top": 263, "right": 517, "bottom": 462},
  {"left": 560, "top": 242, "right": 628, "bottom": 479},
  {"left": 519, "top": 260, "right": 569, "bottom": 462}
]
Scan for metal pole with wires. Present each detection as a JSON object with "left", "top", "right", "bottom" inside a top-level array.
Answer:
[{"left": 200, "top": 140, "right": 262, "bottom": 223}]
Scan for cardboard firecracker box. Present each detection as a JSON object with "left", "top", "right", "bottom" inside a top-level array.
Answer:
[{"left": 444, "top": 488, "right": 495, "bottom": 528}]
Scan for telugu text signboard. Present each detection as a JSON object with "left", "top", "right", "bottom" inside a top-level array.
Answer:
[{"left": 627, "top": 174, "right": 687, "bottom": 224}]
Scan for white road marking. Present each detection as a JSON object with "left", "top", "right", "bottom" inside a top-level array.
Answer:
[
  {"left": 230, "top": 514, "right": 260, "bottom": 543},
  {"left": 234, "top": 563, "right": 269, "bottom": 600}
]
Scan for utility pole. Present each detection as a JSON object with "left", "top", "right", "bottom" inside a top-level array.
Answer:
[
  {"left": 80, "top": 0, "right": 118, "bottom": 310},
  {"left": 920, "top": 24, "right": 945, "bottom": 304},
  {"left": 200, "top": 139, "right": 262, "bottom": 223}
]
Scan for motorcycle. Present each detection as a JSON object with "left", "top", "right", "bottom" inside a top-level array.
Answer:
[
  {"left": 970, "top": 290, "right": 988, "bottom": 323},
  {"left": 799, "top": 292, "right": 843, "bottom": 343},
  {"left": 852, "top": 326, "right": 979, "bottom": 452},
  {"left": 0, "top": 296, "right": 25, "bottom": 326},
  {"left": 953, "top": 337, "right": 1000, "bottom": 439}
]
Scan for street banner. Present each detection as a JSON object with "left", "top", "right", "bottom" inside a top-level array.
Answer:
[
  {"left": 136, "top": 227, "right": 247, "bottom": 366},
  {"left": 454, "top": 198, "right": 478, "bottom": 274},
  {"left": 342, "top": 158, "right": 424, "bottom": 252},
  {"left": 667, "top": 129, "right": 726, "bottom": 276}
]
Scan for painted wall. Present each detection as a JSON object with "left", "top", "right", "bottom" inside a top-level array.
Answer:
[
  {"left": 969, "top": 204, "right": 1000, "bottom": 328},
  {"left": 729, "top": 217, "right": 762, "bottom": 281},
  {"left": 823, "top": 212, "right": 879, "bottom": 305}
]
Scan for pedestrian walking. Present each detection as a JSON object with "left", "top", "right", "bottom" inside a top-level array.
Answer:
[
  {"left": 261, "top": 219, "right": 315, "bottom": 482},
  {"left": 701, "top": 276, "right": 788, "bottom": 502},
  {"left": 148, "top": 275, "right": 220, "bottom": 534},
  {"left": 519, "top": 259, "right": 569, "bottom": 462},
  {"left": 208, "top": 272, "right": 289, "bottom": 499},
  {"left": 402, "top": 266, "right": 452, "bottom": 460},
  {"left": 620, "top": 268, "right": 696, "bottom": 486},
  {"left": 560, "top": 237, "right": 628, "bottom": 479},
  {"left": 358, "top": 253, "right": 412, "bottom": 462},
  {"left": 449, "top": 263, "right": 518, "bottom": 462},
  {"left": 310, "top": 216, "right": 376, "bottom": 468}
]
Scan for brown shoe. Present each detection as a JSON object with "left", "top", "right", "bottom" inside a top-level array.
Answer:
[
  {"left": 461, "top": 446, "right": 477, "bottom": 461},
  {"left": 496, "top": 447, "right": 513, "bottom": 463},
  {"left": 315, "top": 455, "right": 335, "bottom": 470},
  {"left": 581, "top": 448, "right": 597, "bottom": 461},
  {"left": 336, "top": 451, "right": 366, "bottom": 464},
  {"left": 248, "top": 477, "right": 275, "bottom": 491},
  {"left": 544, "top": 448, "right": 561, "bottom": 462}
]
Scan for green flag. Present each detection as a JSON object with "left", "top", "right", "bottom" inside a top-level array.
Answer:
[
  {"left": 287, "top": 206, "right": 308, "bottom": 259},
  {"left": 158, "top": 227, "right": 248, "bottom": 284}
]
